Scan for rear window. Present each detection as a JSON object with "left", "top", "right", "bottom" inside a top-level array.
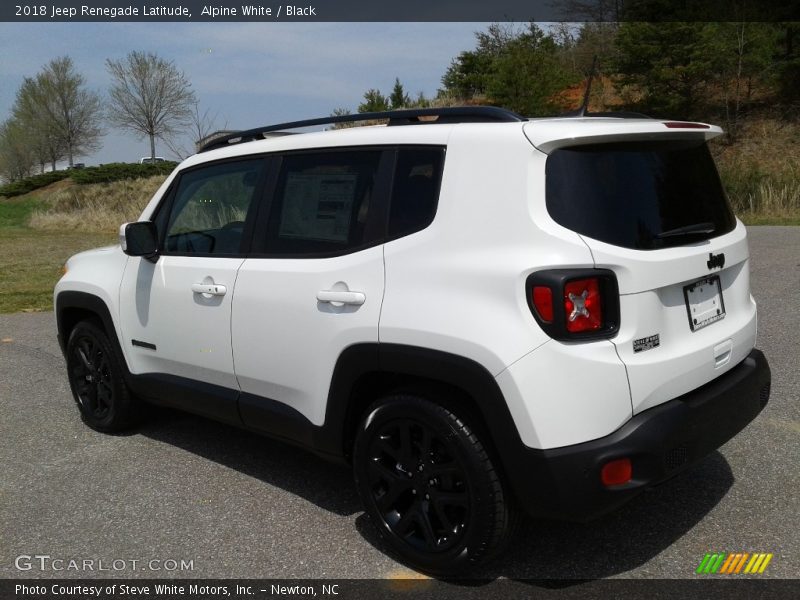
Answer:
[{"left": 545, "top": 140, "right": 736, "bottom": 250}]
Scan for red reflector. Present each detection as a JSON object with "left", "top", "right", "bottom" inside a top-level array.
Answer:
[
  {"left": 601, "top": 458, "right": 632, "bottom": 486},
  {"left": 532, "top": 286, "right": 554, "bottom": 323},
  {"left": 563, "top": 278, "right": 603, "bottom": 333},
  {"left": 663, "top": 121, "right": 710, "bottom": 129}
]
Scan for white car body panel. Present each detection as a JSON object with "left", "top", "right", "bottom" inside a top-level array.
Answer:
[
  {"left": 55, "top": 245, "right": 129, "bottom": 359},
  {"left": 118, "top": 255, "right": 243, "bottom": 389},
  {"left": 232, "top": 247, "right": 384, "bottom": 426},
  {"left": 496, "top": 340, "right": 632, "bottom": 449}
]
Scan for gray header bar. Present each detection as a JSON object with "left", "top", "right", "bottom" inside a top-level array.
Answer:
[{"left": 2, "top": 0, "right": 794, "bottom": 23}]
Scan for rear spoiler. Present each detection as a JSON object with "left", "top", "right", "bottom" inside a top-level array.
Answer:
[{"left": 524, "top": 119, "right": 723, "bottom": 154}]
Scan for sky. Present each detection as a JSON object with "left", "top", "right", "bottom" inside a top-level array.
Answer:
[{"left": 0, "top": 22, "right": 490, "bottom": 167}]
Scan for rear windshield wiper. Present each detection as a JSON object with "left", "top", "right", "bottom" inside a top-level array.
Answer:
[{"left": 656, "top": 222, "right": 715, "bottom": 239}]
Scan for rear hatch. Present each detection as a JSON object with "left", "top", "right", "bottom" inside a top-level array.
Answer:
[{"left": 525, "top": 119, "right": 757, "bottom": 414}]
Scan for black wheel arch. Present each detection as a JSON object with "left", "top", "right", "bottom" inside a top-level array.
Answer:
[
  {"left": 317, "top": 343, "right": 529, "bottom": 501},
  {"left": 56, "top": 291, "right": 128, "bottom": 375}
]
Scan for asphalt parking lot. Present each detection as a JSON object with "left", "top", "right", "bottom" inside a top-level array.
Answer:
[{"left": 0, "top": 226, "right": 797, "bottom": 584}]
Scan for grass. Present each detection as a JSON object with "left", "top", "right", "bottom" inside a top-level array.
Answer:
[
  {"left": 0, "top": 209, "right": 115, "bottom": 313},
  {"left": 29, "top": 175, "right": 164, "bottom": 232},
  {"left": 0, "top": 176, "right": 164, "bottom": 312},
  {"left": 713, "top": 118, "right": 800, "bottom": 225}
]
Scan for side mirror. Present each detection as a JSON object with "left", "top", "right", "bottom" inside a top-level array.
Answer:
[{"left": 121, "top": 221, "right": 158, "bottom": 261}]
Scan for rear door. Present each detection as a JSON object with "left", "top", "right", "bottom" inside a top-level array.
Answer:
[
  {"left": 541, "top": 134, "right": 757, "bottom": 414},
  {"left": 231, "top": 148, "right": 392, "bottom": 431}
]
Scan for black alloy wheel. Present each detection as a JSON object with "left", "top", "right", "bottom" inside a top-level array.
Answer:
[
  {"left": 66, "top": 320, "right": 141, "bottom": 432},
  {"left": 353, "top": 394, "right": 516, "bottom": 575},
  {"left": 365, "top": 417, "right": 471, "bottom": 554},
  {"left": 70, "top": 331, "right": 114, "bottom": 421}
]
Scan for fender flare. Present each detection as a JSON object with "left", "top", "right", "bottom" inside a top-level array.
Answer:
[
  {"left": 316, "top": 343, "right": 528, "bottom": 482},
  {"left": 55, "top": 291, "right": 128, "bottom": 373}
]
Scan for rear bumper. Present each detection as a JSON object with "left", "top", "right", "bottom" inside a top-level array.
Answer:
[{"left": 508, "top": 348, "right": 771, "bottom": 521}]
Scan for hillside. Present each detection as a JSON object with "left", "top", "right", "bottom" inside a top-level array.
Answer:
[
  {"left": 25, "top": 175, "right": 165, "bottom": 232},
  {"left": 0, "top": 176, "right": 166, "bottom": 313}
]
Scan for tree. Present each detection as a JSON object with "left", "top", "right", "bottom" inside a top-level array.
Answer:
[
  {"left": 699, "top": 23, "right": 779, "bottom": 140},
  {"left": 487, "top": 25, "right": 579, "bottom": 115},
  {"left": 358, "top": 89, "right": 390, "bottom": 113},
  {"left": 776, "top": 23, "right": 800, "bottom": 106},
  {"left": 554, "top": 0, "right": 624, "bottom": 21},
  {"left": 441, "top": 23, "right": 580, "bottom": 115},
  {"left": 0, "top": 118, "right": 36, "bottom": 182},
  {"left": 13, "top": 77, "right": 67, "bottom": 172},
  {"left": 164, "top": 102, "right": 226, "bottom": 159},
  {"left": 615, "top": 21, "right": 782, "bottom": 121},
  {"left": 389, "top": 78, "right": 410, "bottom": 109},
  {"left": 106, "top": 51, "right": 197, "bottom": 161},
  {"left": 441, "top": 23, "right": 516, "bottom": 99},
  {"left": 614, "top": 22, "right": 714, "bottom": 118},
  {"left": 13, "top": 57, "right": 103, "bottom": 168}
]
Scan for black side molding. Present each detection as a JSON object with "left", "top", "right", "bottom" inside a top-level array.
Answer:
[
  {"left": 128, "top": 373, "right": 241, "bottom": 427},
  {"left": 131, "top": 339, "right": 157, "bottom": 350}
]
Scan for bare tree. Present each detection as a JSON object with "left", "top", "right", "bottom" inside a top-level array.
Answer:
[
  {"left": 106, "top": 51, "right": 197, "bottom": 161},
  {"left": 163, "top": 101, "right": 225, "bottom": 159},
  {"left": 13, "top": 57, "right": 103, "bottom": 169}
]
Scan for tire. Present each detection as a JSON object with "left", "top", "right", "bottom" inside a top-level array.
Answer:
[
  {"left": 65, "top": 320, "right": 142, "bottom": 433},
  {"left": 353, "top": 393, "right": 516, "bottom": 576}
]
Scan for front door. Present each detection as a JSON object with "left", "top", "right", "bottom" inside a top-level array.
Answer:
[{"left": 119, "top": 158, "right": 267, "bottom": 421}]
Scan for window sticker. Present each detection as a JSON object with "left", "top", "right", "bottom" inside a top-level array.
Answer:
[{"left": 279, "top": 172, "right": 357, "bottom": 242}]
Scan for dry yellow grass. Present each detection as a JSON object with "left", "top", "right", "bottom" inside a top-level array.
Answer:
[
  {"left": 28, "top": 175, "right": 166, "bottom": 233},
  {"left": 712, "top": 118, "right": 800, "bottom": 223}
]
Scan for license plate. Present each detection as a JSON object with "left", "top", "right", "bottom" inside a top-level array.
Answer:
[{"left": 684, "top": 276, "right": 725, "bottom": 331}]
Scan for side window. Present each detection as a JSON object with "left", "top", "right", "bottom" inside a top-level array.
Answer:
[
  {"left": 388, "top": 147, "right": 445, "bottom": 238},
  {"left": 163, "top": 159, "right": 264, "bottom": 255},
  {"left": 264, "top": 151, "right": 382, "bottom": 255}
]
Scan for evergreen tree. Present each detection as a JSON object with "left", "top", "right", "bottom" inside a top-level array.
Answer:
[
  {"left": 358, "top": 89, "right": 390, "bottom": 113},
  {"left": 389, "top": 78, "right": 410, "bottom": 109}
]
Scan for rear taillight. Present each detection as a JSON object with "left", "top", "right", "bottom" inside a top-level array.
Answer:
[
  {"left": 532, "top": 286, "right": 554, "bottom": 323},
  {"left": 564, "top": 278, "right": 602, "bottom": 333},
  {"left": 526, "top": 269, "right": 619, "bottom": 341}
]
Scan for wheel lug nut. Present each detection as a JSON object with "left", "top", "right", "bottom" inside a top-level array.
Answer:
[
  {"left": 412, "top": 489, "right": 417, "bottom": 495},
  {"left": 424, "top": 493, "right": 429, "bottom": 500},
  {"left": 418, "top": 465, "right": 423, "bottom": 471}
]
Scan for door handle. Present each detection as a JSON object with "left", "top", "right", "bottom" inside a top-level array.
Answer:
[
  {"left": 316, "top": 290, "right": 366, "bottom": 306},
  {"left": 191, "top": 283, "right": 227, "bottom": 296}
]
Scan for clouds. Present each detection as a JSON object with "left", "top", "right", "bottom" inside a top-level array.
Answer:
[{"left": 0, "top": 22, "right": 484, "bottom": 164}]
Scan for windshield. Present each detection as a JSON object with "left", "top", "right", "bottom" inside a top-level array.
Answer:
[{"left": 545, "top": 139, "right": 736, "bottom": 250}]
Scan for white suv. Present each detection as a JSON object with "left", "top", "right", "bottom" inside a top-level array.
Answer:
[{"left": 55, "top": 107, "right": 771, "bottom": 575}]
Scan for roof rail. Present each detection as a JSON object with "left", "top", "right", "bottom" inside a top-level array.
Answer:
[{"left": 198, "top": 106, "right": 526, "bottom": 153}]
